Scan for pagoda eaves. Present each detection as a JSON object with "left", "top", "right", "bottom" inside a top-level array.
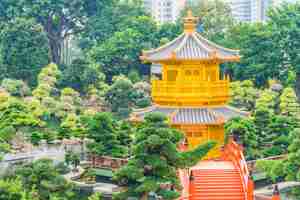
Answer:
[
  {"left": 141, "top": 10, "right": 240, "bottom": 64},
  {"left": 141, "top": 32, "right": 240, "bottom": 63},
  {"left": 133, "top": 11, "right": 245, "bottom": 158}
]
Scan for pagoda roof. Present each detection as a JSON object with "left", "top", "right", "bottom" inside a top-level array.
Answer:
[
  {"left": 141, "top": 11, "right": 240, "bottom": 63},
  {"left": 130, "top": 105, "right": 249, "bottom": 125}
]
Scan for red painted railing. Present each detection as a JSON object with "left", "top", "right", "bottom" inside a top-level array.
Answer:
[
  {"left": 178, "top": 168, "right": 190, "bottom": 200},
  {"left": 224, "top": 137, "right": 254, "bottom": 200},
  {"left": 178, "top": 141, "right": 190, "bottom": 200}
]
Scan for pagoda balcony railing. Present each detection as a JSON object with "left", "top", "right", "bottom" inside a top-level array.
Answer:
[{"left": 151, "top": 79, "right": 229, "bottom": 106}]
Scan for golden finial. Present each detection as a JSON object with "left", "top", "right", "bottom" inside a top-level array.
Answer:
[{"left": 184, "top": 9, "right": 198, "bottom": 34}]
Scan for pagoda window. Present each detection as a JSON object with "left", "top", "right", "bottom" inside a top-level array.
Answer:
[
  {"left": 185, "top": 70, "right": 192, "bottom": 76},
  {"left": 186, "top": 132, "right": 193, "bottom": 138},
  {"left": 210, "top": 70, "right": 217, "bottom": 81},
  {"left": 193, "top": 132, "right": 203, "bottom": 137},
  {"left": 167, "top": 70, "right": 178, "bottom": 81},
  {"left": 193, "top": 70, "right": 200, "bottom": 76}
]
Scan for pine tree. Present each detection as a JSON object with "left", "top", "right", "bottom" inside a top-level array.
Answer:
[
  {"left": 113, "top": 113, "right": 216, "bottom": 200},
  {"left": 280, "top": 87, "right": 300, "bottom": 118},
  {"left": 285, "top": 128, "right": 300, "bottom": 181}
]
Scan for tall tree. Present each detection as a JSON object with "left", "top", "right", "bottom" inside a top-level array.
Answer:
[
  {"left": 80, "top": 0, "right": 146, "bottom": 50},
  {"left": 182, "top": 0, "right": 235, "bottom": 43},
  {"left": 60, "top": 59, "right": 106, "bottom": 93},
  {"left": 224, "top": 2, "right": 300, "bottom": 87},
  {"left": 224, "top": 23, "right": 282, "bottom": 86},
  {"left": 0, "top": 18, "right": 49, "bottom": 86},
  {"left": 2, "top": 0, "right": 112, "bottom": 64},
  {"left": 88, "top": 16, "right": 157, "bottom": 80},
  {"left": 268, "top": 2, "right": 300, "bottom": 94}
]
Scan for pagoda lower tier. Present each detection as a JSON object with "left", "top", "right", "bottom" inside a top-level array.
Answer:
[{"left": 131, "top": 105, "right": 248, "bottom": 158}]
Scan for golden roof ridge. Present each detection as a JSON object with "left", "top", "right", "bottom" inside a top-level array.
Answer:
[
  {"left": 194, "top": 32, "right": 240, "bottom": 53},
  {"left": 142, "top": 33, "right": 185, "bottom": 55}
]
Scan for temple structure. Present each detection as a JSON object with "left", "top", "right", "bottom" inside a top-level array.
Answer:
[{"left": 131, "top": 10, "right": 248, "bottom": 158}]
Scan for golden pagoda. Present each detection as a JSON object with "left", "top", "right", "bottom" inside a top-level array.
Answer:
[{"left": 132, "top": 11, "right": 247, "bottom": 158}]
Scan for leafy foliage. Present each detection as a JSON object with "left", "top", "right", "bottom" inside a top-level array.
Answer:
[
  {"left": 0, "top": 178, "right": 39, "bottom": 200},
  {"left": 182, "top": 0, "right": 235, "bottom": 43},
  {"left": 15, "top": 159, "right": 76, "bottom": 200},
  {"left": 1, "top": 79, "right": 30, "bottom": 97},
  {"left": 285, "top": 128, "right": 300, "bottom": 181},
  {"left": 280, "top": 87, "right": 300, "bottom": 118},
  {"left": 105, "top": 76, "right": 135, "bottom": 118},
  {"left": 0, "top": 18, "right": 49, "bottom": 86},
  {"left": 60, "top": 58, "right": 106, "bottom": 94},
  {"left": 88, "top": 192, "right": 102, "bottom": 200},
  {"left": 229, "top": 80, "right": 259, "bottom": 111},
  {"left": 84, "top": 112, "right": 126, "bottom": 157},
  {"left": 225, "top": 117, "right": 258, "bottom": 159},
  {"left": 113, "top": 113, "right": 216, "bottom": 200}
]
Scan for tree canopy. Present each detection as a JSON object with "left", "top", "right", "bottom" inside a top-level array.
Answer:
[
  {"left": 0, "top": 18, "right": 49, "bottom": 86},
  {"left": 113, "top": 113, "right": 216, "bottom": 200}
]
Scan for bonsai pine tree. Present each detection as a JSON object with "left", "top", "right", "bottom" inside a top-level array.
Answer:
[
  {"left": 225, "top": 117, "right": 258, "bottom": 159},
  {"left": 280, "top": 87, "right": 300, "bottom": 118},
  {"left": 113, "top": 113, "right": 216, "bottom": 200},
  {"left": 84, "top": 112, "right": 125, "bottom": 157},
  {"left": 285, "top": 128, "right": 300, "bottom": 181}
]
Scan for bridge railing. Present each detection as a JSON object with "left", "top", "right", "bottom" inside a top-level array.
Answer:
[
  {"left": 224, "top": 136, "right": 254, "bottom": 200},
  {"left": 178, "top": 141, "right": 190, "bottom": 200},
  {"left": 178, "top": 168, "right": 190, "bottom": 200}
]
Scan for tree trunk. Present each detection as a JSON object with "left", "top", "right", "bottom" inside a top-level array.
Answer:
[
  {"left": 296, "top": 73, "right": 300, "bottom": 100},
  {"left": 141, "top": 193, "right": 148, "bottom": 200},
  {"left": 49, "top": 36, "right": 62, "bottom": 65}
]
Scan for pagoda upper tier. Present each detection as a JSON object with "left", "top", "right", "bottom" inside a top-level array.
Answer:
[
  {"left": 141, "top": 11, "right": 240, "bottom": 107},
  {"left": 141, "top": 11, "right": 240, "bottom": 64}
]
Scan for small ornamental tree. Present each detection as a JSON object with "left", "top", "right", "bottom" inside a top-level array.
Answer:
[
  {"left": 15, "top": 159, "right": 75, "bottom": 200},
  {"left": 255, "top": 89, "right": 278, "bottom": 112},
  {"left": 85, "top": 112, "right": 125, "bottom": 157},
  {"left": 59, "top": 114, "right": 86, "bottom": 139},
  {"left": 113, "top": 113, "right": 216, "bottom": 200},
  {"left": 285, "top": 128, "right": 300, "bottom": 181},
  {"left": 105, "top": 76, "right": 135, "bottom": 118},
  {"left": 0, "top": 179, "right": 39, "bottom": 200},
  {"left": 56, "top": 88, "right": 81, "bottom": 119},
  {"left": 280, "top": 87, "right": 300, "bottom": 118},
  {"left": 225, "top": 117, "right": 259, "bottom": 159},
  {"left": 1, "top": 79, "right": 31, "bottom": 97},
  {"left": 258, "top": 128, "right": 300, "bottom": 183},
  {"left": 33, "top": 63, "right": 61, "bottom": 100},
  {"left": 132, "top": 81, "right": 151, "bottom": 108},
  {"left": 0, "top": 98, "right": 41, "bottom": 136},
  {"left": 229, "top": 80, "right": 259, "bottom": 111},
  {"left": 267, "top": 115, "right": 297, "bottom": 146}
]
